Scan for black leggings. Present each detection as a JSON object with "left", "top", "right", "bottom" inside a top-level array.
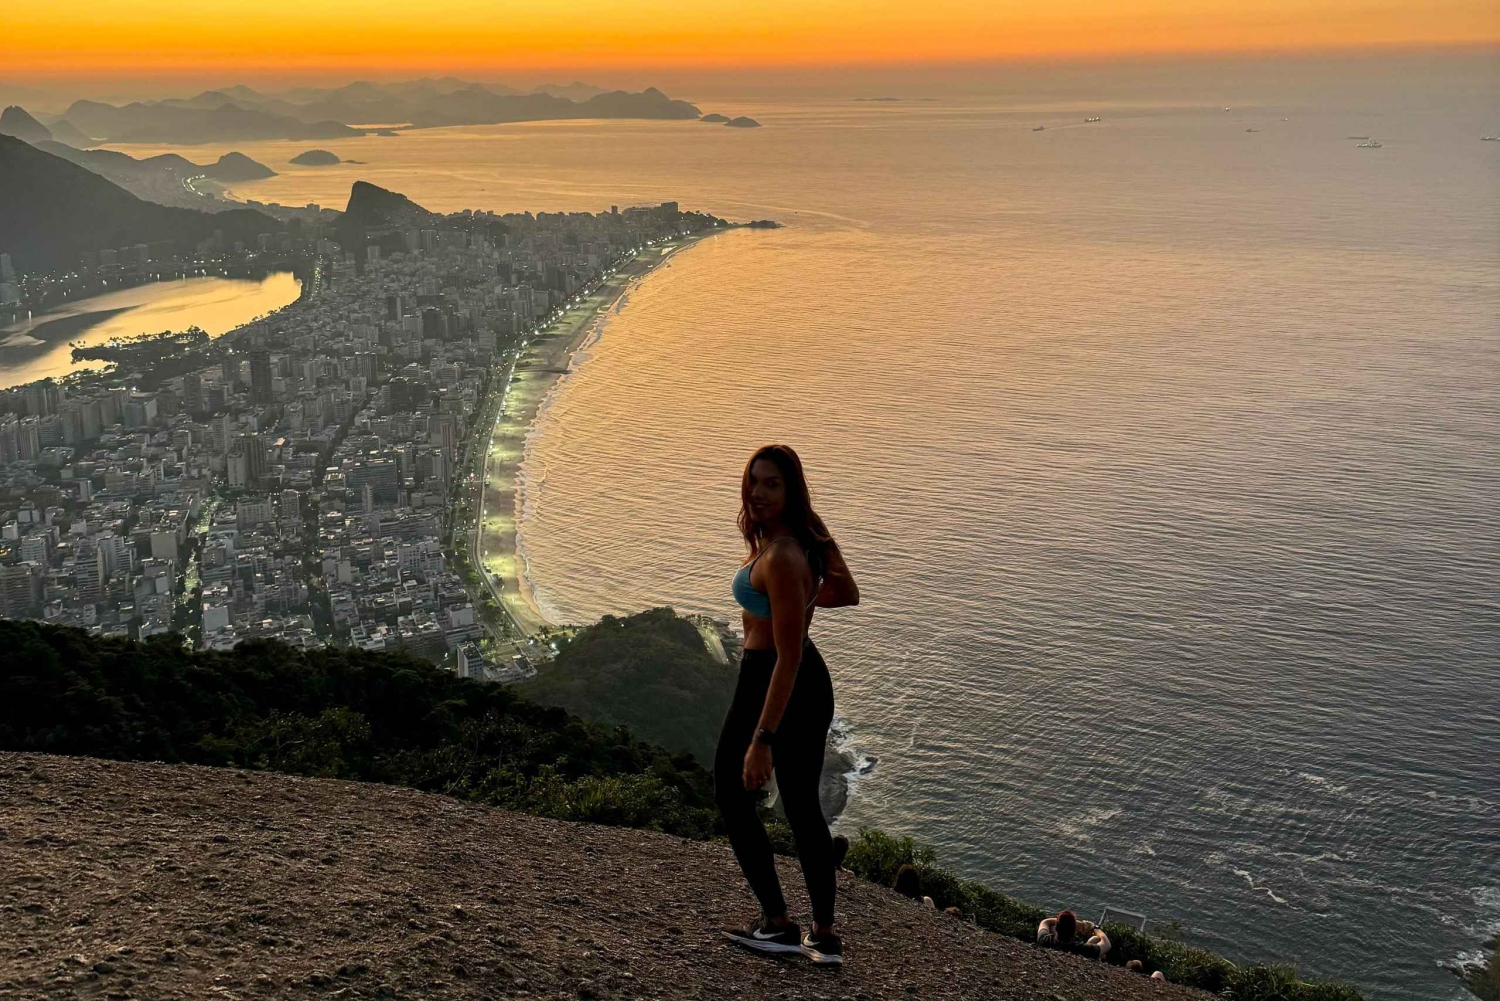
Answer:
[{"left": 714, "top": 641, "right": 836, "bottom": 927}]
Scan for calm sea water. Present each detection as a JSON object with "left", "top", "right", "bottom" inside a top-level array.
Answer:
[
  {"left": 129, "top": 55, "right": 1499, "bottom": 999},
  {"left": 0, "top": 273, "right": 301, "bottom": 389}
]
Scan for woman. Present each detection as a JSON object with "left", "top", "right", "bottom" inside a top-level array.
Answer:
[{"left": 717, "top": 444, "right": 860, "bottom": 966}]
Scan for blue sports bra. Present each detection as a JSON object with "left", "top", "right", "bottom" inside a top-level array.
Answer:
[{"left": 733, "top": 541, "right": 820, "bottom": 619}]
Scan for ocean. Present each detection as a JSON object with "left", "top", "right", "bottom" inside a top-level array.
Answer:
[{"left": 119, "top": 51, "right": 1500, "bottom": 999}]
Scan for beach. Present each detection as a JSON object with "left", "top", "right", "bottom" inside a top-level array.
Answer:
[{"left": 473, "top": 230, "right": 721, "bottom": 637}]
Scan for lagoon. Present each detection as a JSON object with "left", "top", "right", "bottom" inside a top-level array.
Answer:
[{"left": 0, "top": 272, "right": 301, "bottom": 390}]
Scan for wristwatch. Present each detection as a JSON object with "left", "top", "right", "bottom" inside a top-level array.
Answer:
[{"left": 754, "top": 727, "right": 777, "bottom": 747}]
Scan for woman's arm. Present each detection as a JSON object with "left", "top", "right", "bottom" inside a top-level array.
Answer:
[
  {"left": 815, "top": 542, "right": 860, "bottom": 608},
  {"left": 741, "top": 542, "right": 812, "bottom": 789}
]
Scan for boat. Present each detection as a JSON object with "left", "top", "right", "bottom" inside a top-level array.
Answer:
[
  {"left": 1033, "top": 125, "right": 1045, "bottom": 131},
  {"left": 1246, "top": 128, "right": 1259, "bottom": 133},
  {"left": 1483, "top": 136, "right": 1500, "bottom": 141},
  {"left": 1084, "top": 117, "right": 1101, "bottom": 123},
  {"left": 1356, "top": 139, "right": 1382, "bottom": 148}
]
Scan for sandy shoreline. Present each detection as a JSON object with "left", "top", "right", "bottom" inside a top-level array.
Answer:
[{"left": 474, "top": 230, "right": 721, "bottom": 637}]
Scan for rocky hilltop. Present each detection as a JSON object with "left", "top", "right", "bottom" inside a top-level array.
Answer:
[
  {"left": 0, "top": 752, "right": 1197, "bottom": 1001},
  {"left": 0, "top": 105, "right": 52, "bottom": 144}
]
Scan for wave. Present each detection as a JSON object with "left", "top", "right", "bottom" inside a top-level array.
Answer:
[{"left": 1231, "top": 868, "right": 1290, "bottom": 906}]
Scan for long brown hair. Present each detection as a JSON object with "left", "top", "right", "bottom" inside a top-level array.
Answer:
[{"left": 738, "top": 444, "right": 835, "bottom": 578}]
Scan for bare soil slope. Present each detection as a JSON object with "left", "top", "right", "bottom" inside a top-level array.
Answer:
[{"left": 0, "top": 753, "right": 1198, "bottom": 1000}]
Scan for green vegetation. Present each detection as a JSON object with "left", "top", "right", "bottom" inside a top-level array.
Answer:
[
  {"left": 515, "top": 607, "right": 737, "bottom": 765},
  {"left": 70, "top": 325, "right": 208, "bottom": 365},
  {"left": 839, "top": 829, "right": 1369, "bottom": 1001},
  {"left": 1464, "top": 937, "right": 1500, "bottom": 1001},
  {"left": 0, "top": 616, "right": 1376, "bottom": 1001},
  {"left": 0, "top": 618, "right": 719, "bottom": 839}
]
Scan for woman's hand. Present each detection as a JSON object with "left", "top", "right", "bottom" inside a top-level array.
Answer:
[{"left": 742, "top": 742, "right": 774, "bottom": 790}]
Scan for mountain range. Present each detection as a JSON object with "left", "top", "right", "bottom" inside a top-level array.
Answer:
[
  {"left": 2, "top": 105, "right": 96, "bottom": 149},
  {"left": 0, "top": 132, "right": 448, "bottom": 274},
  {"left": 36, "top": 79, "right": 701, "bottom": 145},
  {"left": 0, "top": 134, "right": 279, "bottom": 273},
  {"left": 28, "top": 141, "right": 277, "bottom": 211}
]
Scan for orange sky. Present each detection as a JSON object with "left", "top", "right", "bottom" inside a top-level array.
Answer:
[{"left": 10, "top": 0, "right": 1499, "bottom": 76}]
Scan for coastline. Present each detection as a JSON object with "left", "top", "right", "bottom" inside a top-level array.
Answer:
[
  {"left": 0, "top": 273, "right": 302, "bottom": 391},
  {"left": 470, "top": 224, "right": 868, "bottom": 824},
  {"left": 475, "top": 229, "right": 723, "bottom": 637}
]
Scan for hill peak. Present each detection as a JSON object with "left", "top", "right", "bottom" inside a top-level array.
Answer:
[
  {"left": 0, "top": 105, "right": 51, "bottom": 143},
  {"left": 343, "top": 180, "right": 436, "bottom": 229},
  {"left": 0, "top": 753, "right": 1191, "bottom": 1001}
]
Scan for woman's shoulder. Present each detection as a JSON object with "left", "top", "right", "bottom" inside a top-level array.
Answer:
[{"left": 759, "top": 536, "right": 811, "bottom": 567}]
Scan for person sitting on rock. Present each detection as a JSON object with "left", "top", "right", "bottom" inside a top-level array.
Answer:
[
  {"left": 1036, "top": 909, "right": 1111, "bottom": 960},
  {"left": 1126, "top": 959, "right": 1145, "bottom": 974}
]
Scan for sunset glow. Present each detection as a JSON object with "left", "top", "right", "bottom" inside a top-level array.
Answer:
[{"left": 11, "top": 0, "right": 1499, "bottom": 76}]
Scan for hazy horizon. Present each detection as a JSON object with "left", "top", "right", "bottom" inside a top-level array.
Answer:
[{"left": 3, "top": 43, "right": 1496, "bottom": 115}]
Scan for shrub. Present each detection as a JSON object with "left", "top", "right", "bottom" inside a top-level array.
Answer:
[
  {"left": 1463, "top": 936, "right": 1500, "bottom": 1001},
  {"left": 840, "top": 828, "right": 1369, "bottom": 1001}
]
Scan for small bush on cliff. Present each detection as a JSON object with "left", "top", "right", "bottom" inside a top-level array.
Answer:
[
  {"left": 1463, "top": 936, "right": 1500, "bottom": 1001},
  {"left": 840, "top": 828, "right": 1368, "bottom": 1001}
]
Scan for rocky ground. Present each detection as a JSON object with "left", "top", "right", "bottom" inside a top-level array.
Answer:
[{"left": 0, "top": 753, "right": 1201, "bottom": 1000}]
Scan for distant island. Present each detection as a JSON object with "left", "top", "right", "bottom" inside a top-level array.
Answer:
[
  {"left": 46, "top": 79, "right": 705, "bottom": 144},
  {"left": 205, "top": 151, "right": 277, "bottom": 180},
  {"left": 290, "top": 149, "right": 341, "bottom": 166},
  {"left": 725, "top": 116, "right": 761, "bottom": 129},
  {"left": 747, "top": 219, "right": 782, "bottom": 228},
  {"left": 856, "top": 97, "right": 902, "bottom": 102},
  {"left": 700, "top": 113, "right": 730, "bottom": 123}
]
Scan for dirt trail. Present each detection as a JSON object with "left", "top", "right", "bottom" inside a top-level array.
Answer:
[{"left": 0, "top": 752, "right": 1201, "bottom": 1000}]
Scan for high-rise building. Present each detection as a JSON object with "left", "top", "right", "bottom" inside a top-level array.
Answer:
[
  {"left": 96, "top": 531, "right": 130, "bottom": 577},
  {"left": 221, "top": 355, "right": 241, "bottom": 390},
  {"left": 249, "top": 351, "right": 273, "bottom": 405},
  {"left": 0, "top": 561, "right": 42, "bottom": 619},
  {"left": 182, "top": 372, "right": 203, "bottom": 413},
  {"left": 0, "top": 253, "right": 15, "bottom": 283},
  {"left": 73, "top": 539, "right": 106, "bottom": 604},
  {"left": 227, "top": 432, "right": 265, "bottom": 488},
  {"left": 20, "top": 532, "right": 52, "bottom": 567}
]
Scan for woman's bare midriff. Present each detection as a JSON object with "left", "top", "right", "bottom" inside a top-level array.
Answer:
[{"left": 742, "top": 608, "right": 816, "bottom": 651}]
